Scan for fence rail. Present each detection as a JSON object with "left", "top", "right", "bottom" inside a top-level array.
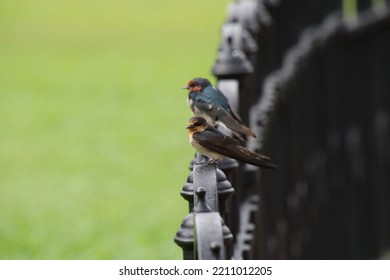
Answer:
[{"left": 175, "top": 0, "right": 390, "bottom": 260}]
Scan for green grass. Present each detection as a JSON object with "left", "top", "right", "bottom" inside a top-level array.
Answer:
[{"left": 0, "top": 0, "right": 231, "bottom": 259}]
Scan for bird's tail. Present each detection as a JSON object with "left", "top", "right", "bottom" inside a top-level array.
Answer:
[{"left": 233, "top": 146, "right": 278, "bottom": 169}]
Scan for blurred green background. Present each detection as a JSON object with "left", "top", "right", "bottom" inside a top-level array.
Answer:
[{"left": 0, "top": 0, "right": 231, "bottom": 259}]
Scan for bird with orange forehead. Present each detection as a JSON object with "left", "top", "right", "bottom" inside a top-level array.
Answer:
[
  {"left": 183, "top": 77, "right": 256, "bottom": 141},
  {"left": 186, "top": 116, "right": 277, "bottom": 169}
]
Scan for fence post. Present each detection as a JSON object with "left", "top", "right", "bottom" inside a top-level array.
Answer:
[
  {"left": 193, "top": 163, "right": 218, "bottom": 211},
  {"left": 194, "top": 187, "right": 226, "bottom": 260}
]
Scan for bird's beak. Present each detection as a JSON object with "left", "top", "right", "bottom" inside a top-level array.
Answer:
[
  {"left": 186, "top": 124, "right": 194, "bottom": 129},
  {"left": 182, "top": 85, "right": 189, "bottom": 89}
]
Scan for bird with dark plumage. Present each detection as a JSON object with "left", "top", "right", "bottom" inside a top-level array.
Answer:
[
  {"left": 186, "top": 116, "right": 277, "bottom": 169},
  {"left": 183, "top": 77, "right": 256, "bottom": 141}
]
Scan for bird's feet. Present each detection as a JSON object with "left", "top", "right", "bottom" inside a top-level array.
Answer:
[
  {"left": 207, "top": 159, "right": 219, "bottom": 165},
  {"left": 197, "top": 159, "right": 218, "bottom": 165}
]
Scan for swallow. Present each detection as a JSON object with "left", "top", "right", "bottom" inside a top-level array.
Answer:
[
  {"left": 183, "top": 77, "right": 256, "bottom": 141},
  {"left": 186, "top": 116, "right": 277, "bottom": 169}
]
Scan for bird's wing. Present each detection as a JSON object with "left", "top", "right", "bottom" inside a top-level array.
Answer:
[
  {"left": 193, "top": 129, "right": 276, "bottom": 169},
  {"left": 189, "top": 98, "right": 213, "bottom": 112},
  {"left": 206, "top": 86, "right": 230, "bottom": 109},
  {"left": 216, "top": 106, "right": 257, "bottom": 138},
  {"left": 226, "top": 105, "right": 244, "bottom": 123}
]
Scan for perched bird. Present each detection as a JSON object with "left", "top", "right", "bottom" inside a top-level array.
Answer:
[
  {"left": 186, "top": 116, "right": 277, "bottom": 169},
  {"left": 183, "top": 77, "right": 256, "bottom": 140}
]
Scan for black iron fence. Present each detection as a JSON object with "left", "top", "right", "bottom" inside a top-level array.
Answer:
[{"left": 175, "top": 0, "right": 390, "bottom": 260}]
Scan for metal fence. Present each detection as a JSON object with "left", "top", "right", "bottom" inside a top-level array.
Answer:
[{"left": 175, "top": 0, "right": 390, "bottom": 260}]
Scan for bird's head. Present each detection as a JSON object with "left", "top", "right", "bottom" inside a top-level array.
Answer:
[
  {"left": 182, "top": 78, "right": 212, "bottom": 92},
  {"left": 186, "top": 116, "right": 208, "bottom": 133}
]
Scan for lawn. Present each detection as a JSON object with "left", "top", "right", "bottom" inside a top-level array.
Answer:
[{"left": 0, "top": 0, "right": 231, "bottom": 259}]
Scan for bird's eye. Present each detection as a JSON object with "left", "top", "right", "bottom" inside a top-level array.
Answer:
[{"left": 194, "top": 121, "right": 200, "bottom": 126}]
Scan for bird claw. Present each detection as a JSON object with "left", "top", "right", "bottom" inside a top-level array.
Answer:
[
  {"left": 197, "top": 159, "right": 218, "bottom": 166},
  {"left": 207, "top": 159, "right": 218, "bottom": 165}
]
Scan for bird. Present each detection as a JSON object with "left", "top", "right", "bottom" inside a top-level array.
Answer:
[
  {"left": 183, "top": 77, "right": 256, "bottom": 141},
  {"left": 186, "top": 116, "right": 277, "bottom": 169}
]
